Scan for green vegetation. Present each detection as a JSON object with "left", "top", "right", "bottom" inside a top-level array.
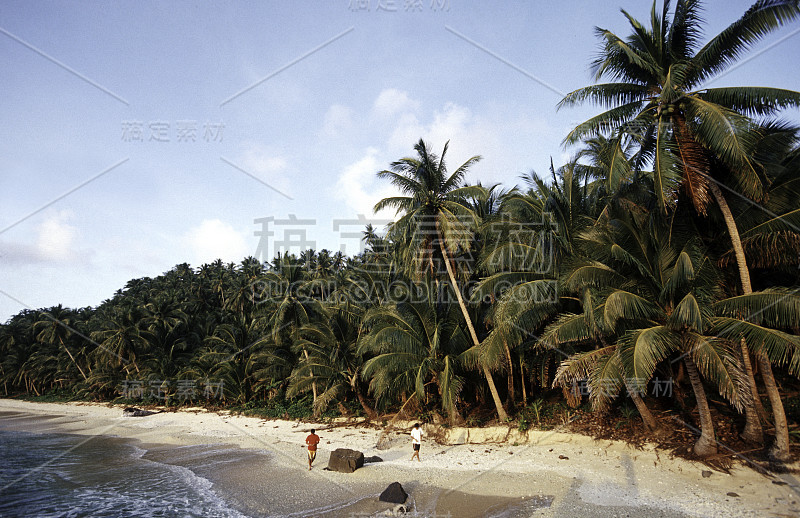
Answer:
[{"left": 2, "top": 0, "right": 800, "bottom": 460}]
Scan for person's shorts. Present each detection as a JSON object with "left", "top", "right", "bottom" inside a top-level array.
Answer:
[
  {"left": 413, "top": 443, "right": 420, "bottom": 451},
  {"left": 308, "top": 450, "right": 317, "bottom": 460}
]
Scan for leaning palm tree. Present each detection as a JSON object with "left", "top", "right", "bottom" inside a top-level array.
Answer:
[
  {"left": 559, "top": 0, "right": 800, "bottom": 459},
  {"left": 34, "top": 306, "right": 89, "bottom": 381},
  {"left": 91, "top": 308, "right": 149, "bottom": 376},
  {"left": 472, "top": 166, "right": 588, "bottom": 408},
  {"left": 374, "top": 139, "right": 508, "bottom": 420}
]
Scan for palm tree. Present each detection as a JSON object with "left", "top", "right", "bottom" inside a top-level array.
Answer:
[
  {"left": 259, "top": 254, "right": 325, "bottom": 407},
  {"left": 559, "top": 0, "right": 800, "bottom": 459},
  {"left": 91, "top": 310, "right": 147, "bottom": 376},
  {"left": 549, "top": 208, "right": 747, "bottom": 455},
  {"left": 288, "top": 304, "right": 376, "bottom": 418},
  {"left": 34, "top": 306, "right": 89, "bottom": 381},
  {"left": 203, "top": 315, "right": 270, "bottom": 404},
  {"left": 374, "top": 139, "right": 508, "bottom": 420},
  {"left": 359, "top": 294, "right": 470, "bottom": 423}
]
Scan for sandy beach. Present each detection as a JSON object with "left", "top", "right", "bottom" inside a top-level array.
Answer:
[{"left": 0, "top": 399, "right": 797, "bottom": 517}]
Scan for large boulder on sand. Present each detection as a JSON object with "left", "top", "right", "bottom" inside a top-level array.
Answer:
[
  {"left": 327, "top": 448, "right": 364, "bottom": 473},
  {"left": 379, "top": 482, "right": 408, "bottom": 504}
]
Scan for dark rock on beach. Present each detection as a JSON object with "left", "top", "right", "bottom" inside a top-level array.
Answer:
[
  {"left": 122, "top": 407, "right": 158, "bottom": 417},
  {"left": 379, "top": 482, "right": 408, "bottom": 504},
  {"left": 327, "top": 448, "right": 364, "bottom": 473},
  {"left": 364, "top": 455, "right": 383, "bottom": 463}
]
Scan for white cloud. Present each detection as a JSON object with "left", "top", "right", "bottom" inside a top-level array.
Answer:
[
  {"left": 36, "top": 211, "right": 78, "bottom": 261},
  {"left": 384, "top": 101, "right": 506, "bottom": 183},
  {"left": 182, "top": 219, "right": 250, "bottom": 265},
  {"left": 372, "top": 88, "right": 420, "bottom": 119},
  {"left": 322, "top": 104, "right": 354, "bottom": 137},
  {"left": 331, "top": 90, "right": 559, "bottom": 225},
  {"left": 0, "top": 211, "right": 89, "bottom": 265},
  {"left": 237, "top": 143, "right": 292, "bottom": 196},
  {"left": 335, "top": 147, "right": 398, "bottom": 220}
]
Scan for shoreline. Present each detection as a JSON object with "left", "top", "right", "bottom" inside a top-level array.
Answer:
[{"left": 0, "top": 399, "right": 796, "bottom": 517}]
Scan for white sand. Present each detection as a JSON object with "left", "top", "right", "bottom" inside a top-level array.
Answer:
[{"left": 0, "top": 399, "right": 797, "bottom": 517}]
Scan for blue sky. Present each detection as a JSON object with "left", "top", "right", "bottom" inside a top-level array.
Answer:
[{"left": 1, "top": 0, "right": 799, "bottom": 321}]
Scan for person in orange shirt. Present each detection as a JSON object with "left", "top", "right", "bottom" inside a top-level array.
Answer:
[{"left": 305, "top": 429, "right": 320, "bottom": 470}]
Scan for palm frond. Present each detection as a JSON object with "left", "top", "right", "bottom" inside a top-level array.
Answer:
[
  {"left": 688, "top": 332, "right": 749, "bottom": 411},
  {"left": 690, "top": 0, "right": 800, "bottom": 86},
  {"left": 618, "top": 325, "right": 680, "bottom": 387}
]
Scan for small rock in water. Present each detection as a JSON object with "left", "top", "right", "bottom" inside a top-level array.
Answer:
[
  {"left": 727, "top": 492, "right": 739, "bottom": 497},
  {"left": 702, "top": 471, "right": 712, "bottom": 478}
]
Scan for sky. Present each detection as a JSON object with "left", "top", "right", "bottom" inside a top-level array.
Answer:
[{"left": 1, "top": 0, "right": 799, "bottom": 322}]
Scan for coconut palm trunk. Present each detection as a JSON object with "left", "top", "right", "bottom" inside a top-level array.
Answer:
[
  {"left": 623, "top": 379, "right": 660, "bottom": 433},
  {"left": 708, "top": 182, "right": 765, "bottom": 443},
  {"left": 758, "top": 355, "right": 790, "bottom": 459},
  {"left": 301, "top": 348, "right": 319, "bottom": 414},
  {"left": 60, "top": 337, "right": 88, "bottom": 381},
  {"left": 350, "top": 373, "right": 377, "bottom": 420},
  {"left": 436, "top": 222, "right": 508, "bottom": 422},
  {"left": 709, "top": 182, "right": 788, "bottom": 459},
  {"left": 504, "top": 340, "right": 515, "bottom": 405},
  {"left": 684, "top": 357, "right": 718, "bottom": 457}
]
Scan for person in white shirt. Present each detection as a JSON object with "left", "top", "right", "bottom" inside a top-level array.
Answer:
[{"left": 410, "top": 423, "right": 423, "bottom": 462}]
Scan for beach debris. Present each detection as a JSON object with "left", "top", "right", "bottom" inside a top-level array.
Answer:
[
  {"left": 327, "top": 448, "right": 364, "bottom": 473},
  {"left": 702, "top": 470, "right": 712, "bottom": 478},
  {"left": 122, "top": 407, "right": 158, "bottom": 417},
  {"left": 364, "top": 455, "right": 384, "bottom": 463},
  {"left": 379, "top": 482, "right": 408, "bottom": 504},
  {"left": 772, "top": 481, "right": 788, "bottom": 486},
  {"left": 382, "top": 504, "right": 407, "bottom": 517},
  {"left": 727, "top": 492, "right": 740, "bottom": 497},
  {"left": 558, "top": 455, "right": 569, "bottom": 460},
  {"left": 377, "top": 432, "right": 394, "bottom": 450}
]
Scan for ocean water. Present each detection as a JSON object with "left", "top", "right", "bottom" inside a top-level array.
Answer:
[{"left": 0, "top": 429, "right": 251, "bottom": 518}]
